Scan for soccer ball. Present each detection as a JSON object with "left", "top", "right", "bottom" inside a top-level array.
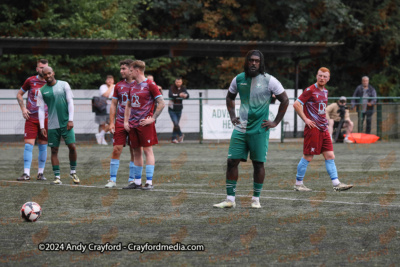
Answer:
[{"left": 20, "top": 202, "right": 42, "bottom": 222}]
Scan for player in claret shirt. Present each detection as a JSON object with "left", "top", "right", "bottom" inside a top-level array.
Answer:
[
  {"left": 104, "top": 59, "right": 138, "bottom": 189},
  {"left": 16, "top": 59, "right": 49, "bottom": 181},
  {"left": 293, "top": 67, "right": 353, "bottom": 192},
  {"left": 123, "top": 60, "right": 165, "bottom": 190}
]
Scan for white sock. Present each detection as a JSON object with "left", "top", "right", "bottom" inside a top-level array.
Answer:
[
  {"left": 227, "top": 195, "right": 235, "bottom": 202},
  {"left": 24, "top": 168, "right": 30, "bottom": 176},
  {"left": 135, "top": 179, "right": 142, "bottom": 185},
  {"left": 70, "top": 170, "right": 76, "bottom": 174},
  {"left": 251, "top": 196, "right": 259, "bottom": 202},
  {"left": 146, "top": 180, "right": 152, "bottom": 185},
  {"left": 100, "top": 130, "right": 105, "bottom": 137},
  {"left": 55, "top": 176, "right": 61, "bottom": 179},
  {"left": 38, "top": 168, "right": 44, "bottom": 174},
  {"left": 332, "top": 178, "right": 340, "bottom": 186},
  {"left": 295, "top": 180, "right": 303, "bottom": 185}
]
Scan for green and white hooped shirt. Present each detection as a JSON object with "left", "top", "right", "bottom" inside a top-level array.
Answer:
[
  {"left": 228, "top": 72, "right": 285, "bottom": 135},
  {"left": 37, "top": 80, "right": 74, "bottom": 130}
]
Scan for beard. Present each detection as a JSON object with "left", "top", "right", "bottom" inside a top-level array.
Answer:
[{"left": 248, "top": 68, "right": 259, "bottom": 77}]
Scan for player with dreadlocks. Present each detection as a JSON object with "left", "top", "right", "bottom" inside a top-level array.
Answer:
[{"left": 213, "top": 50, "right": 289, "bottom": 209}]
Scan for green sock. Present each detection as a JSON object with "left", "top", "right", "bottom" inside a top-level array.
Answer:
[
  {"left": 253, "top": 182, "right": 263, "bottom": 197},
  {"left": 53, "top": 165, "right": 60, "bottom": 177},
  {"left": 70, "top": 161, "right": 77, "bottom": 172},
  {"left": 226, "top": 179, "right": 237, "bottom": 196}
]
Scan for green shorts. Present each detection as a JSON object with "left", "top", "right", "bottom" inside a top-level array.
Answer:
[
  {"left": 48, "top": 127, "right": 76, "bottom": 147},
  {"left": 228, "top": 129, "right": 270, "bottom": 162}
]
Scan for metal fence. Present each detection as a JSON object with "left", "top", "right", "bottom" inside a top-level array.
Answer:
[{"left": 1, "top": 96, "right": 399, "bottom": 142}]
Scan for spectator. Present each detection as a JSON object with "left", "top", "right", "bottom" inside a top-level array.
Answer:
[
  {"left": 326, "top": 96, "right": 354, "bottom": 143},
  {"left": 168, "top": 77, "right": 189, "bottom": 143},
  {"left": 351, "top": 76, "right": 377, "bottom": 134},
  {"left": 95, "top": 75, "right": 115, "bottom": 145}
]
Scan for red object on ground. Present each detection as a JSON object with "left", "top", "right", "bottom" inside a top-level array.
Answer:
[{"left": 345, "top": 133, "right": 380, "bottom": 144}]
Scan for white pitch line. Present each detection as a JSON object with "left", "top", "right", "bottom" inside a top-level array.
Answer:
[{"left": 2, "top": 180, "right": 399, "bottom": 208}]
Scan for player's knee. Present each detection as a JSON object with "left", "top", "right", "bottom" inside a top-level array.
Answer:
[
  {"left": 324, "top": 153, "right": 335, "bottom": 160},
  {"left": 252, "top": 161, "right": 264, "bottom": 170},
  {"left": 227, "top": 159, "right": 240, "bottom": 169},
  {"left": 112, "top": 146, "right": 123, "bottom": 157},
  {"left": 68, "top": 143, "right": 76, "bottom": 151},
  {"left": 51, "top": 147, "right": 58, "bottom": 154}
]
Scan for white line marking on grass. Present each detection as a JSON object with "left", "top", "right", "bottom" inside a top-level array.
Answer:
[{"left": 3, "top": 180, "right": 400, "bottom": 208}]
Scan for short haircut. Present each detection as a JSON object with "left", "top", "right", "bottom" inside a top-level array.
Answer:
[
  {"left": 175, "top": 76, "right": 182, "bottom": 80},
  {"left": 120, "top": 59, "right": 134, "bottom": 66},
  {"left": 362, "top": 76, "right": 369, "bottom": 80},
  {"left": 318, "top": 67, "right": 330, "bottom": 74},
  {"left": 37, "top": 59, "right": 48, "bottom": 65},
  {"left": 106, "top": 75, "right": 114, "bottom": 79},
  {"left": 130, "top": 60, "right": 146, "bottom": 72}
]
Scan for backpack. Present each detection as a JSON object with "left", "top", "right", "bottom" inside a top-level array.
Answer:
[{"left": 92, "top": 96, "right": 108, "bottom": 115}]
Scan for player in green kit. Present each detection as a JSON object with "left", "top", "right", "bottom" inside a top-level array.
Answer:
[
  {"left": 37, "top": 66, "right": 80, "bottom": 185},
  {"left": 213, "top": 50, "right": 289, "bottom": 209}
]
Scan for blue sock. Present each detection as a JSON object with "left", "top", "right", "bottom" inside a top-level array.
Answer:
[
  {"left": 134, "top": 164, "right": 143, "bottom": 185},
  {"left": 325, "top": 159, "right": 338, "bottom": 180},
  {"left": 38, "top": 144, "right": 47, "bottom": 170},
  {"left": 296, "top": 158, "right": 309, "bottom": 182},
  {"left": 146, "top": 165, "right": 154, "bottom": 182},
  {"left": 23, "top": 144, "right": 34, "bottom": 174},
  {"left": 110, "top": 159, "right": 119, "bottom": 182},
  {"left": 129, "top": 161, "right": 134, "bottom": 182}
]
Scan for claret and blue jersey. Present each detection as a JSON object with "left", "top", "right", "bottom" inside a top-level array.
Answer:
[
  {"left": 297, "top": 83, "right": 329, "bottom": 131},
  {"left": 127, "top": 79, "right": 162, "bottom": 128}
]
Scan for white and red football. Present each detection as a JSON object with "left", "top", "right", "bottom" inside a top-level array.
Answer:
[{"left": 21, "top": 202, "right": 42, "bottom": 222}]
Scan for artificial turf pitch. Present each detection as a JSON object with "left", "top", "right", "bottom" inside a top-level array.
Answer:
[{"left": 0, "top": 140, "right": 399, "bottom": 266}]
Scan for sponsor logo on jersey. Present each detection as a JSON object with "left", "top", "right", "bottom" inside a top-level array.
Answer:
[
  {"left": 121, "top": 92, "right": 129, "bottom": 105},
  {"left": 318, "top": 103, "right": 326, "bottom": 115},
  {"left": 131, "top": 93, "right": 141, "bottom": 107}
]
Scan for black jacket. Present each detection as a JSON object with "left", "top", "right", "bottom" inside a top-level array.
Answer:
[{"left": 168, "top": 85, "right": 189, "bottom": 111}]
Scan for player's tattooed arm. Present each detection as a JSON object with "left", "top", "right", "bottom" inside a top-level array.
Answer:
[
  {"left": 139, "top": 96, "right": 165, "bottom": 126},
  {"left": 153, "top": 96, "right": 165, "bottom": 121},
  {"left": 226, "top": 91, "right": 240, "bottom": 125},
  {"left": 17, "top": 89, "right": 30, "bottom": 119}
]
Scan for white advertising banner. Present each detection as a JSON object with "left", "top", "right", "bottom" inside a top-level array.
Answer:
[{"left": 202, "top": 104, "right": 281, "bottom": 140}]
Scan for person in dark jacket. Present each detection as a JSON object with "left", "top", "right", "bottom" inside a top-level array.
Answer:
[
  {"left": 168, "top": 77, "right": 189, "bottom": 143},
  {"left": 351, "top": 76, "right": 377, "bottom": 134}
]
